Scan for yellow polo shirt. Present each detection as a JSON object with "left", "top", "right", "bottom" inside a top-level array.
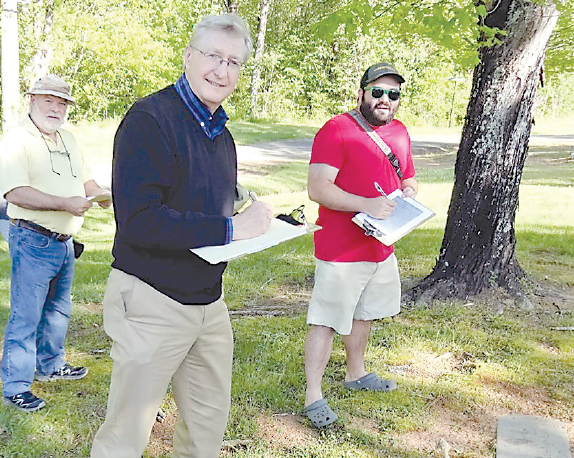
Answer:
[{"left": 0, "top": 116, "right": 93, "bottom": 235}]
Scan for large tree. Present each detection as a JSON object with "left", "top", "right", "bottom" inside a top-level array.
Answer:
[{"left": 408, "top": 0, "right": 559, "bottom": 308}]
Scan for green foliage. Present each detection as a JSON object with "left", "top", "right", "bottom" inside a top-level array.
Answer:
[
  {"left": 534, "top": 72, "right": 574, "bottom": 119},
  {"left": 7, "top": 0, "right": 574, "bottom": 128},
  {"left": 30, "top": 0, "right": 225, "bottom": 119},
  {"left": 546, "top": 0, "right": 574, "bottom": 72}
]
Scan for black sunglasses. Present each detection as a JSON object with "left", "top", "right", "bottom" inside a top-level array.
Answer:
[{"left": 365, "top": 86, "right": 401, "bottom": 101}]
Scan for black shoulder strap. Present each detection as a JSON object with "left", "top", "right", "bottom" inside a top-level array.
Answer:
[{"left": 347, "top": 109, "right": 403, "bottom": 179}]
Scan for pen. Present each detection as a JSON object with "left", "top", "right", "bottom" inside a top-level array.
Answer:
[
  {"left": 374, "top": 182, "right": 387, "bottom": 197},
  {"left": 248, "top": 191, "right": 258, "bottom": 202}
]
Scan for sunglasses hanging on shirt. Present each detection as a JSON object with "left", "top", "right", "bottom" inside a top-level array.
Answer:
[{"left": 41, "top": 132, "right": 76, "bottom": 177}]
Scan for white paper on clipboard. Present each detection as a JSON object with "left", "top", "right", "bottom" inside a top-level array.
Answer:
[{"left": 191, "top": 218, "right": 321, "bottom": 264}]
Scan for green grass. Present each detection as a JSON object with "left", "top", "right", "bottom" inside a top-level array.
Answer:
[
  {"left": 530, "top": 116, "right": 574, "bottom": 136},
  {"left": 1, "top": 125, "right": 573, "bottom": 457}
]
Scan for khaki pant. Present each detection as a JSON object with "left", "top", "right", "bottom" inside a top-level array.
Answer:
[
  {"left": 307, "top": 255, "right": 401, "bottom": 335},
  {"left": 90, "top": 269, "right": 233, "bottom": 458}
]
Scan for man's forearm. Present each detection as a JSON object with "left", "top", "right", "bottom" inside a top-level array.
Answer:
[
  {"left": 5, "top": 186, "right": 69, "bottom": 212},
  {"left": 309, "top": 180, "right": 368, "bottom": 213}
]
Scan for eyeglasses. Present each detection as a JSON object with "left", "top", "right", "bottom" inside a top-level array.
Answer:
[
  {"left": 42, "top": 133, "right": 76, "bottom": 177},
  {"left": 192, "top": 47, "right": 243, "bottom": 71},
  {"left": 365, "top": 86, "right": 401, "bottom": 101}
]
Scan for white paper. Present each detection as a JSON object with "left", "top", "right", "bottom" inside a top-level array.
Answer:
[
  {"left": 87, "top": 194, "right": 112, "bottom": 203},
  {"left": 191, "top": 218, "right": 321, "bottom": 264}
]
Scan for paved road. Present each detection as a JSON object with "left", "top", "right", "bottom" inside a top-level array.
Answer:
[
  {"left": 92, "top": 133, "right": 574, "bottom": 186},
  {"left": 237, "top": 133, "right": 573, "bottom": 167}
]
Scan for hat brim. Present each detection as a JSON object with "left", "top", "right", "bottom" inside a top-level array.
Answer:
[{"left": 27, "top": 89, "right": 75, "bottom": 105}]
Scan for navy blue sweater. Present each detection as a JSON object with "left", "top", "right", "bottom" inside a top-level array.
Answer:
[{"left": 111, "top": 86, "right": 237, "bottom": 304}]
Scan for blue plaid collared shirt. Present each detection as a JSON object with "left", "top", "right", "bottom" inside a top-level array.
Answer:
[
  {"left": 174, "top": 74, "right": 229, "bottom": 140},
  {"left": 174, "top": 74, "right": 234, "bottom": 243}
]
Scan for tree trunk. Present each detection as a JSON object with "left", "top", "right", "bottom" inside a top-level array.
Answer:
[
  {"left": 24, "top": 0, "right": 55, "bottom": 88},
  {"left": 407, "top": 0, "right": 559, "bottom": 308},
  {"left": 223, "top": 0, "right": 238, "bottom": 13},
  {"left": 1, "top": 0, "right": 20, "bottom": 131},
  {"left": 250, "top": 0, "right": 272, "bottom": 114}
]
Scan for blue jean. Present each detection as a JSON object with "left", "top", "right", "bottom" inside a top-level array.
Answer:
[
  {"left": 1, "top": 223, "right": 75, "bottom": 397},
  {"left": 0, "top": 220, "right": 9, "bottom": 242},
  {"left": 0, "top": 197, "right": 8, "bottom": 241}
]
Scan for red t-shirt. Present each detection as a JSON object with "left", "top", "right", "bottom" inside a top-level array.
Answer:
[{"left": 310, "top": 113, "right": 415, "bottom": 262}]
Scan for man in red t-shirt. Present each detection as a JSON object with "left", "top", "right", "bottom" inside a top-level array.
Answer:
[{"left": 304, "top": 63, "right": 418, "bottom": 428}]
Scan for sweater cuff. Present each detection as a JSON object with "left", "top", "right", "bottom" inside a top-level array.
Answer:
[{"left": 225, "top": 217, "right": 233, "bottom": 244}]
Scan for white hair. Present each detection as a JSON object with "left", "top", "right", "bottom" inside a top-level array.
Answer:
[{"left": 188, "top": 13, "right": 253, "bottom": 62}]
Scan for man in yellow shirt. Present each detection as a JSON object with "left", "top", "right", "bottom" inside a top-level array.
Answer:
[{"left": 0, "top": 75, "right": 110, "bottom": 412}]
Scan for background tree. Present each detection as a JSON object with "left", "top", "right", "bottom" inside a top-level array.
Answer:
[
  {"left": 2, "top": 0, "right": 572, "bottom": 133},
  {"left": 22, "top": 0, "right": 55, "bottom": 88},
  {"left": 223, "top": 0, "right": 238, "bottom": 13},
  {"left": 249, "top": 0, "right": 272, "bottom": 114},
  {"left": 1, "top": 0, "right": 19, "bottom": 130}
]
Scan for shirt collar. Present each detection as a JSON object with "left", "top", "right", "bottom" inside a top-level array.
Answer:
[{"left": 174, "top": 74, "right": 229, "bottom": 140}]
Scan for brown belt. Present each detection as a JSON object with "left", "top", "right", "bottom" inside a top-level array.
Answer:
[{"left": 10, "top": 219, "right": 72, "bottom": 242}]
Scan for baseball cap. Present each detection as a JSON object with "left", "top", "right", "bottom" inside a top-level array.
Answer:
[
  {"left": 27, "top": 74, "right": 75, "bottom": 104},
  {"left": 360, "top": 63, "right": 405, "bottom": 88}
]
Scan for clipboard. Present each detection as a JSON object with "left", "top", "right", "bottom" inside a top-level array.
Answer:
[
  {"left": 352, "top": 189, "right": 435, "bottom": 246},
  {"left": 191, "top": 218, "right": 321, "bottom": 264}
]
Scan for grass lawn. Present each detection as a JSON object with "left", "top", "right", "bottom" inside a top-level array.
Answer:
[{"left": 0, "top": 120, "right": 573, "bottom": 457}]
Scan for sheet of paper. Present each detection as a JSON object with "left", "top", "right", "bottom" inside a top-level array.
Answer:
[
  {"left": 191, "top": 218, "right": 321, "bottom": 264},
  {"left": 87, "top": 194, "right": 112, "bottom": 203}
]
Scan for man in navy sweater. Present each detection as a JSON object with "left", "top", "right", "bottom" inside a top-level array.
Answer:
[{"left": 90, "top": 14, "right": 273, "bottom": 458}]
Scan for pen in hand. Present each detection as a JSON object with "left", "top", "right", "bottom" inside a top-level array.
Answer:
[
  {"left": 374, "top": 182, "right": 387, "bottom": 197},
  {"left": 371, "top": 181, "right": 395, "bottom": 220},
  {"left": 248, "top": 191, "right": 258, "bottom": 202}
]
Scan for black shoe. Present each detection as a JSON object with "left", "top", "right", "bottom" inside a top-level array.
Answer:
[
  {"left": 36, "top": 364, "right": 88, "bottom": 381},
  {"left": 3, "top": 391, "right": 46, "bottom": 412}
]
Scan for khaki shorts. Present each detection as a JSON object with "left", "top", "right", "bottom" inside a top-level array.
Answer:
[{"left": 307, "top": 254, "right": 401, "bottom": 335}]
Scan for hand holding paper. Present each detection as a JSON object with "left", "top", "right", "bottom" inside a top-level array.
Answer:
[
  {"left": 87, "top": 194, "right": 112, "bottom": 203},
  {"left": 87, "top": 193, "right": 112, "bottom": 209}
]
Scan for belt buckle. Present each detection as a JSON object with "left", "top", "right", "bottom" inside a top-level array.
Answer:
[{"left": 56, "top": 234, "right": 70, "bottom": 242}]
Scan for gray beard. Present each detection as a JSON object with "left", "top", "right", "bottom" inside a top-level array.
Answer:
[{"left": 359, "top": 95, "right": 395, "bottom": 126}]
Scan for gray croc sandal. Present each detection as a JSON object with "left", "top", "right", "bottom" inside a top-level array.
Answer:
[
  {"left": 304, "top": 399, "right": 338, "bottom": 428},
  {"left": 343, "top": 372, "right": 397, "bottom": 392}
]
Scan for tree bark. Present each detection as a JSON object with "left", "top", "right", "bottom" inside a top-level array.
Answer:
[
  {"left": 407, "top": 0, "right": 559, "bottom": 307},
  {"left": 1, "top": 0, "right": 20, "bottom": 131},
  {"left": 250, "top": 0, "right": 272, "bottom": 114}
]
